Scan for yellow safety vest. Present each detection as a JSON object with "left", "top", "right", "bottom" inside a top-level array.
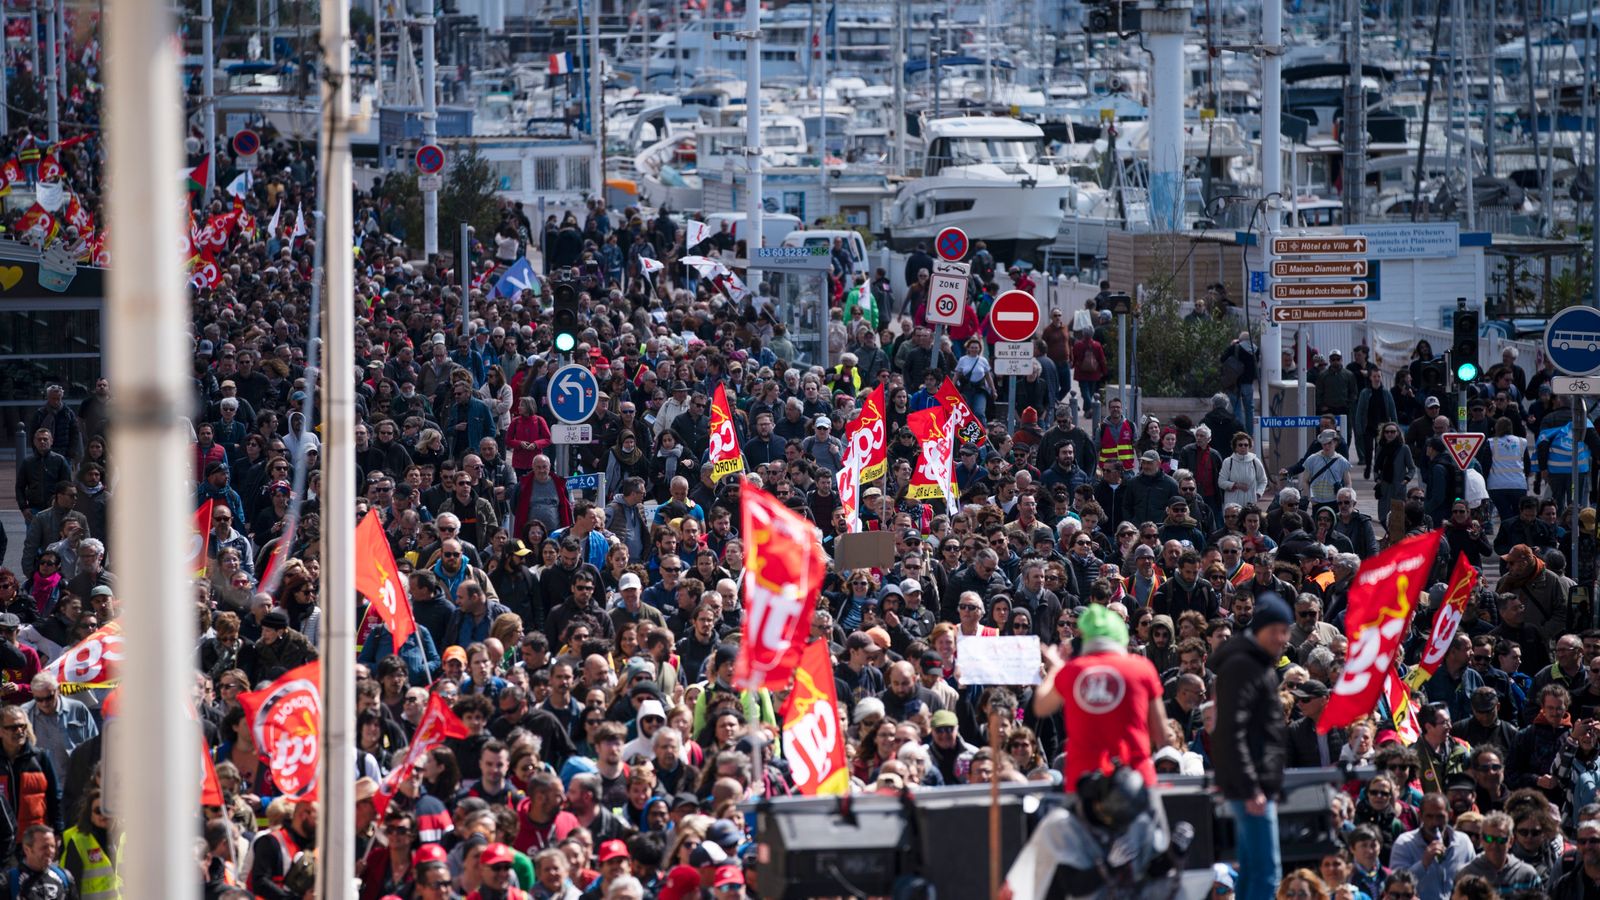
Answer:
[
  {"left": 61, "top": 826, "right": 123, "bottom": 900},
  {"left": 1098, "top": 419, "right": 1135, "bottom": 469}
]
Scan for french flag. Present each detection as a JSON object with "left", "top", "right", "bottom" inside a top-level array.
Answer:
[{"left": 548, "top": 52, "right": 572, "bottom": 75}]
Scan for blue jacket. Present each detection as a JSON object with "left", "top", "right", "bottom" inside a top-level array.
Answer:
[
  {"left": 197, "top": 483, "right": 245, "bottom": 526},
  {"left": 447, "top": 397, "right": 498, "bottom": 455},
  {"left": 358, "top": 623, "right": 441, "bottom": 687}
]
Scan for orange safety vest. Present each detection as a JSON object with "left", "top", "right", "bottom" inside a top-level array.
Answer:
[{"left": 1098, "top": 419, "right": 1136, "bottom": 470}]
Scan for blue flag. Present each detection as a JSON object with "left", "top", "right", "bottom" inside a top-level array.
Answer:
[{"left": 494, "top": 257, "right": 538, "bottom": 298}]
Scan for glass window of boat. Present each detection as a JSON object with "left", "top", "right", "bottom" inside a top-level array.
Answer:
[{"left": 927, "top": 135, "right": 1045, "bottom": 173}]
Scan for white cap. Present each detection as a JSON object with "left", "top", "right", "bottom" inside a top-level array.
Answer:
[{"left": 619, "top": 572, "right": 642, "bottom": 592}]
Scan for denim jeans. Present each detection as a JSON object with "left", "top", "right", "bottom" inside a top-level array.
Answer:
[
  {"left": 1228, "top": 799, "right": 1280, "bottom": 900},
  {"left": 1232, "top": 386, "right": 1255, "bottom": 437}
]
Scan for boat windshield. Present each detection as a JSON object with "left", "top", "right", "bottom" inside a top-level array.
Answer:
[
  {"left": 941, "top": 136, "right": 1044, "bottom": 165},
  {"left": 764, "top": 124, "right": 805, "bottom": 148}
]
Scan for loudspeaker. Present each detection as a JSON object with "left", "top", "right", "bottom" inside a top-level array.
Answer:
[
  {"left": 1160, "top": 789, "right": 1216, "bottom": 869},
  {"left": 1212, "top": 780, "right": 1340, "bottom": 867},
  {"left": 757, "top": 799, "right": 910, "bottom": 900},
  {"left": 908, "top": 789, "right": 1031, "bottom": 897}
]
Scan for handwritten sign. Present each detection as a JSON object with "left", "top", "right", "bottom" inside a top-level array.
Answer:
[{"left": 956, "top": 635, "right": 1042, "bottom": 686}]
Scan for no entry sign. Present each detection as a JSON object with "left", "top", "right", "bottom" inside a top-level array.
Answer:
[{"left": 988, "top": 289, "right": 1040, "bottom": 343}]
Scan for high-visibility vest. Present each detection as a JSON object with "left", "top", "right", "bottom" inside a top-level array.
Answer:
[
  {"left": 1541, "top": 424, "right": 1592, "bottom": 475},
  {"left": 1098, "top": 419, "right": 1135, "bottom": 469},
  {"left": 61, "top": 826, "right": 123, "bottom": 900}
]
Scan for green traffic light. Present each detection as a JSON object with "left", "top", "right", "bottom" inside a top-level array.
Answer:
[
  {"left": 554, "top": 332, "right": 577, "bottom": 353},
  {"left": 1456, "top": 361, "right": 1479, "bottom": 382}
]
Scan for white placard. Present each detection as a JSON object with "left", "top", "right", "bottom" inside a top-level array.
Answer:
[
  {"left": 551, "top": 424, "right": 593, "bottom": 444},
  {"left": 418, "top": 174, "right": 443, "bottom": 191},
  {"left": 925, "top": 271, "right": 968, "bottom": 326},
  {"left": 956, "top": 635, "right": 1042, "bottom": 686},
  {"left": 1551, "top": 376, "right": 1600, "bottom": 396},
  {"left": 994, "top": 341, "right": 1033, "bottom": 376}
]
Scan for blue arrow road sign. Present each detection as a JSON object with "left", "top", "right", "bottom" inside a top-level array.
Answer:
[
  {"left": 1545, "top": 306, "right": 1600, "bottom": 376},
  {"left": 547, "top": 364, "right": 600, "bottom": 424},
  {"left": 1260, "top": 416, "right": 1324, "bottom": 428}
]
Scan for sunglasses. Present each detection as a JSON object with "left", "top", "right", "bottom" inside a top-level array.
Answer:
[
  {"left": 1516, "top": 828, "right": 1544, "bottom": 838},
  {"left": 1481, "top": 834, "right": 1508, "bottom": 845},
  {"left": 958, "top": 604, "right": 981, "bottom": 612}
]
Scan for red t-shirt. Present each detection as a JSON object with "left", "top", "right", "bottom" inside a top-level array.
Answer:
[{"left": 1054, "top": 651, "right": 1163, "bottom": 793}]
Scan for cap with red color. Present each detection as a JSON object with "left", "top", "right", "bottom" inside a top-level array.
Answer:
[
  {"left": 411, "top": 843, "right": 448, "bottom": 867},
  {"left": 598, "top": 839, "right": 630, "bottom": 862},
  {"left": 479, "top": 842, "right": 515, "bottom": 867},
  {"left": 713, "top": 864, "right": 746, "bottom": 888}
]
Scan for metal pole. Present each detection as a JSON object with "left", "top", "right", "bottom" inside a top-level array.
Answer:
[
  {"left": 932, "top": 22, "right": 941, "bottom": 119},
  {"left": 819, "top": 2, "right": 829, "bottom": 209},
  {"left": 641, "top": 0, "right": 650, "bottom": 90},
  {"left": 892, "top": 0, "right": 904, "bottom": 173},
  {"left": 28, "top": 3, "right": 38, "bottom": 77},
  {"left": 1142, "top": 0, "right": 1190, "bottom": 232},
  {"left": 1118, "top": 313, "right": 1128, "bottom": 413},
  {"left": 1262, "top": 0, "right": 1282, "bottom": 212},
  {"left": 44, "top": 0, "right": 57, "bottom": 142},
  {"left": 106, "top": 0, "right": 193, "bottom": 896},
  {"left": 54, "top": 0, "right": 62, "bottom": 101},
  {"left": 1575, "top": 398, "right": 1585, "bottom": 574},
  {"left": 373, "top": 0, "right": 383, "bottom": 104},
  {"left": 0, "top": 8, "right": 9, "bottom": 135},
  {"left": 202, "top": 0, "right": 217, "bottom": 202},
  {"left": 1297, "top": 326, "right": 1308, "bottom": 461},
  {"left": 461, "top": 222, "right": 472, "bottom": 335},
  {"left": 590, "top": 0, "right": 602, "bottom": 189},
  {"left": 1006, "top": 366, "right": 1017, "bottom": 434},
  {"left": 420, "top": 6, "right": 439, "bottom": 257},
  {"left": 1342, "top": 0, "right": 1365, "bottom": 223},
  {"left": 317, "top": 0, "right": 357, "bottom": 887},
  {"left": 743, "top": 0, "right": 763, "bottom": 251}
]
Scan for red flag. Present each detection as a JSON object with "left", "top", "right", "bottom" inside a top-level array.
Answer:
[
  {"left": 189, "top": 499, "right": 215, "bottom": 576},
  {"left": 42, "top": 620, "right": 123, "bottom": 688},
  {"left": 735, "top": 485, "right": 826, "bottom": 691},
  {"left": 16, "top": 204, "right": 58, "bottom": 244},
  {"left": 708, "top": 382, "right": 744, "bottom": 483},
  {"left": 188, "top": 252, "right": 223, "bottom": 290},
  {"left": 1385, "top": 670, "right": 1422, "bottom": 745},
  {"left": 237, "top": 661, "right": 322, "bottom": 801},
  {"left": 354, "top": 509, "right": 416, "bottom": 649},
  {"left": 374, "top": 692, "right": 468, "bottom": 816},
  {"left": 1406, "top": 552, "right": 1479, "bottom": 688},
  {"left": 907, "top": 406, "right": 959, "bottom": 508},
  {"left": 1, "top": 158, "right": 23, "bottom": 184},
  {"left": 779, "top": 641, "right": 849, "bottom": 795},
  {"left": 1319, "top": 529, "right": 1443, "bottom": 733},
  {"left": 37, "top": 153, "right": 63, "bottom": 182},
  {"left": 845, "top": 383, "right": 888, "bottom": 484},
  {"left": 201, "top": 735, "right": 225, "bottom": 806},
  {"left": 935, "top": 377, "right": 987, "bottom": 446}
]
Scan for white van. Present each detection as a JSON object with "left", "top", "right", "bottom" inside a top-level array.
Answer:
[
  {"left": 781, "top": 229, "right": 870, "bottom": 274},
  {"left": 702, "top": 212, "right": 803, "bottom": 250}
]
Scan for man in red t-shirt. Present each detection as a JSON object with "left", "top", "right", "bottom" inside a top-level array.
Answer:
[{"left": 1033, "top": 604, "right": 1169, "bottom": 792}]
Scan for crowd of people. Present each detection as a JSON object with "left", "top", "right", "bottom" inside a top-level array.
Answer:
[{"left": 4, "top": 44, "right": 1600, "bottom": 897}]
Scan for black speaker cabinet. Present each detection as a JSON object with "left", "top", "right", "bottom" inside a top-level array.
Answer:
[
  {"left": 908, "top": 788, "right": 1032, "bottom": 897},
  {"left": 756, "top": 800, "right": 910, "bottom": 899}
]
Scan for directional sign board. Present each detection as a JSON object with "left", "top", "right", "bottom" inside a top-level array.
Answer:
[
  {"left": 547, "top": 363, "right": 600, "bottom": 424},
  {"left": 935, "top": 226, "right": 969, "bottom": 262},
  {"left": 565, "top": 472, "right": 603, "bottom": 492},
  {"left": 1260, "top": 416, "right": 1324, "bottom": 428},
  {"left": 994, "top": 341, "right": 1033, "bottom": 375},
  {"left": 1550, "top": 375, "right": 1600, "bottom": 396},
  {"left": 1442, "top": 433, "right": 1485, "bottom": 470},
  {"left": 926, "top": 260, "right": 968, "bottom": 326},
  {"left": 988, "top": 290, "right": 1040, "bottom": 343},
  {"left": 1270, "top": 282, "right": 1369, "bottom": 301},
  {"left": 1544, "top": 305, "right": 1600, "bottom": 376},
  {"left": 415, "top": 143, "right": 446, "bottom": 175},
  {"left": 1271, "top": 259, "right": 1369, "bottom": 278},
  {"left": 1270, "top": 304, "right": 1368, "bottom": 323},
  {"left": 1270, "top": 236, "right": 1368, "bottom": 256}
]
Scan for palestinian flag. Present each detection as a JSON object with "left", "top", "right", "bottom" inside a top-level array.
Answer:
[{"left": 184, "top": 154, "right": 211, "bottom": 193}]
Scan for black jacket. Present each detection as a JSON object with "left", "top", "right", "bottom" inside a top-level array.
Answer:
[
  {"left": 1284, "top": 715, "right": 1345, "bottom": 769},
  {"left": 1210, "top": 632, "right": 1287, "bottom": 800}
]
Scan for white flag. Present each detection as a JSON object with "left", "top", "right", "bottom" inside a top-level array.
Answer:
[
  {"left": 225, "top": 170, "right": 254, "bottom": 199},
  {"left": 291, "top": 204, "right": 308, "bottom": 240},
  {"left": 638, "top": 257, "right": 664, "bottom": 276},
  {"left": 266, "top": 200, "right": 282, "bottom": 238},
  {"left": 685, "top": 219, "right": 710, "bottom": 249}
]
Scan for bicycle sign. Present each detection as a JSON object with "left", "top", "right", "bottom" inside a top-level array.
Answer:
[{"left": 1550, "top": 376, "right": 1600, "bottom": 397}]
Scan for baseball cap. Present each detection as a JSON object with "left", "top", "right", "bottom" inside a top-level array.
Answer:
[
  {"left": 815, "top": 418, "right": 832, "bottom": 430},
  {"left": 261, "top": 609, "right": 290, "bottom": 630},
  {"left": 931, "top": 709, "right": 959, "bottom": 729},
  {"left": 1471, "top": 686, "right": 1500, "bottom": 713},
  {"left": 1318, "top": 429, "right": 1338, "bottom": 444},
  {"left": 442, "top": 645, "right": 468, "bottom": 664},
  {"left": 480, "top": 843, "right": 514, "bottom": 867},
  {"left": 509, "top": 539, "right": 533, "bottom": 557},
  {"left": 598, "top": 839, "right": 630, "bottom": 862},
  {"left": 412, "top": 844, "right": 449, "bottom": 867},
  {"left": 707, "top": 820, "right": 742, "bottom": 851},
  {"left": 1140, "top": 449, "right": 1161, "bottom": 463},
  {"left": 1425, "top": 396, "right": 1441, "bottom": 407},
  {"left": 269, "top": 480, "right": 292, "bottom": 493},
  {"left": 900, "top": 578, "right": 923, "bottom": 594},
  {"left": 657, "top": 866, "right": 702, "bottom": 900},
  {"left": 689, "top": 841, "right": 728, "bottom": 867},
  {"left": 671, "top": 792, "right": 701, "bottom": 812},
  {"left": 619, "top": 572, "right": 642, "bottom": 591},
  {"left": 713, "top": 865, "right": 746, "bottom": 888},
  {"left": 1290, "top": 679, "right": 1330, "bottom": 700},
  {"left": 919, "top": 651, "right": 943, "bottom": 672},
  {"left": 1133, "top": 544, "right": 1156, "bottom": 559}
]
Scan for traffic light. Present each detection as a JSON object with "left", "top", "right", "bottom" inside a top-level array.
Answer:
[
  {"left": 1417, "top": 357, "right": 1447, "bottom": 398},
  {"left": 551, "top": 277, "right": 579, "bottom": 354},
  {"left": 1452, "top": 301, "right": 1481, "bottom": 383}
]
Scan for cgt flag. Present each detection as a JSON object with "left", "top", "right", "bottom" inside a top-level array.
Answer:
[
  {"left": 708, "top": 383, "right": 745, "bottom": 483},
  {"left": 1319, "top": 528, "right": 1442, "bottom": 733},
  {"left": 43, "top": 620, "right": 123, "bottom": 689},
  {"left": 190, "top": 499, "right": 215, "bottom": 577},
  {"left": 845, "top": 383, "right": 887, "bottom": 484},
  {"left": 238, "top": 661, "right": 322, "bottom": 801},
  {"left": 935, "top": 377, "right": 987, "bottom": 446},
  {"left": 1404, "top": 552, "right": 1479, "bottom": 690},
  {"left": 906, "top": 406, "right": 959, "bottom": 509},
  {"left": 735, "top": 485, "right": 826, "bottom": 691},
  {"left": 1384, "top": 669, "right": 1422, "bottom": 745},
  {"left": 780, "top": 640, "right": 849, "bottom": 795},
  {"left": 374, "top": 692, "right": 468, "bottom": 816},
  {"left": 355, "top": 509, "right": 417, "bottom": 649}
]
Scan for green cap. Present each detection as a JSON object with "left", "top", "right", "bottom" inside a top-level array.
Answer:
[{"left": 1077, "top": 604, "right": 1129, "bottom": 648}]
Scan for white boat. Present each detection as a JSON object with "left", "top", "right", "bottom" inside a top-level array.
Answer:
[{"left": 886, "top": 115, "right": 1072, "bottom": 264}]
